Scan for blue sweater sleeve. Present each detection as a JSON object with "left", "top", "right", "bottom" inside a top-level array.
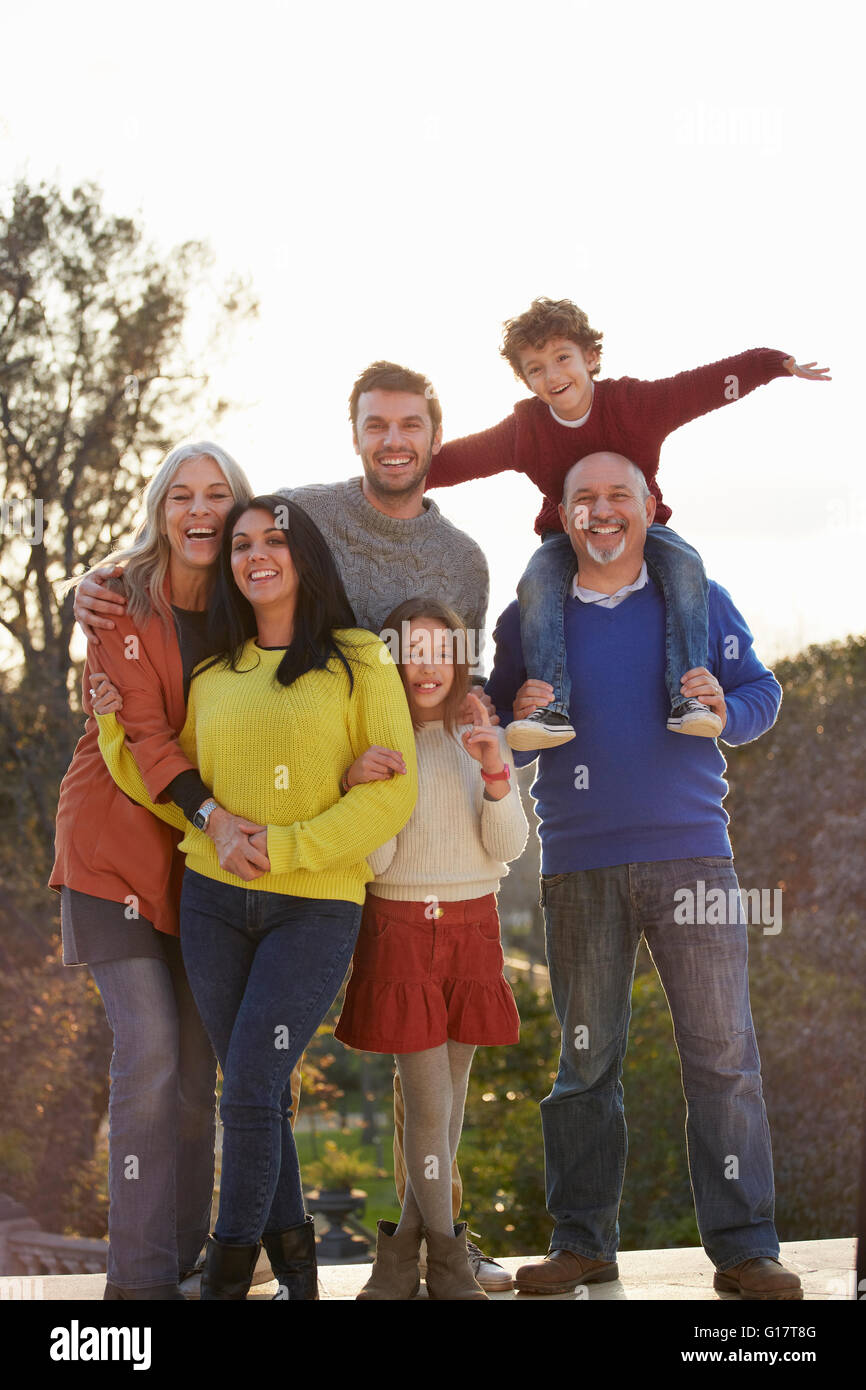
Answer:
[
  {"left": 483, "top": 601, "right": 538, "bottom": 769},
  {"left": 708, "top": 582, "right": 782, "bottom": 746}
]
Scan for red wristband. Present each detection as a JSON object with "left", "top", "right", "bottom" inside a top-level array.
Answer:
[{"left": 480, "top": 764, "right": 511, "bottom": 783}]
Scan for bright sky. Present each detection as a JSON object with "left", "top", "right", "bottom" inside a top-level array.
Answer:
[{"left": 2, "top": 0, "right": 862, "bottom": 663}]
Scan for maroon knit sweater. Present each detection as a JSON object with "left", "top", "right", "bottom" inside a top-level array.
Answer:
[{"left": 427, "top": 348, "right": 790, "bottom": 533}]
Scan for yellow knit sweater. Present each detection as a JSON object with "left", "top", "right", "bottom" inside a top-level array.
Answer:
[{"left": 96, "top": 629, "right": 418, "bottom": 904}]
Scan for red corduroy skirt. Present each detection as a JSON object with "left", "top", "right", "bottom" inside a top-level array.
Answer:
[{"left": 335, "top": 891, "right": 520, "bottom": 1054}]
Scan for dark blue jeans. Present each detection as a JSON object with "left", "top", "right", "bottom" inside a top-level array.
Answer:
[
  {"left": 538, "top": 857, "right": 779, "bottom": 1271},
  {"left": 90, "top": 943, "right": 217, "bottom": 1288},
  {"left": 517, "top": 525, "right": 709, "bottom": 717},
  {"left": 180, "top": 869, "right": 361, "bottom": 1244}
]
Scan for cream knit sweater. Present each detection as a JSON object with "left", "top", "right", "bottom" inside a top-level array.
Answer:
[{"left": 368, "top": 722, "right": 529, "bottom": 902}]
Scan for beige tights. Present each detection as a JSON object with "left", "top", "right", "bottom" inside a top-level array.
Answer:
[{"left": 394, "top": 1040, "right": 476, "bottom": 1238}]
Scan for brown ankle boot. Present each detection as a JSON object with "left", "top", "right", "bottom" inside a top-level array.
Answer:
[
  {"left": 424, "top": 1222, "right": 489, "bottom": 1301},
  {"left": 356, "top": 1220, "right": 422, "bottom": 1301}
]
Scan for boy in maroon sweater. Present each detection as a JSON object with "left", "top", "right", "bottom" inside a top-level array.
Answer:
[{"left": 425, "top": 297, "right": 829, "bottom": 750}]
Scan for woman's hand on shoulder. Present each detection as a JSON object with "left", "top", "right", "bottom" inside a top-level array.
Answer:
[{"left": 75, "top": 565, "right": 128, "bottom": 644}]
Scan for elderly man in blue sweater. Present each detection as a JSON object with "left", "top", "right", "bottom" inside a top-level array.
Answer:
[{"left": 485, "top": 451, "right": 801, "bottom": 1301}]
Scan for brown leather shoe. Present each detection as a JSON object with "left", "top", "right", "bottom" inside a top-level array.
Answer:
[
  {"left": 515, "top": 1248, "right": 619, "bottom": 1294},
  {"left": 714, "top": 1257, "right": 803, "bottom": 1300}
]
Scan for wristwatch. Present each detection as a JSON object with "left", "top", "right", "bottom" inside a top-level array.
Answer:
[
  {"left": 480, "top": 764, "right": 511, "bottom": 784},
  {"left": 193, "top": 797, "right": 219, "bottom": 831}
]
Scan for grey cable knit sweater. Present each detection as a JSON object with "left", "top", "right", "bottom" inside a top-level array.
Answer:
[{"left": 277, "top": 476, "right": 490, "bottom": 669}]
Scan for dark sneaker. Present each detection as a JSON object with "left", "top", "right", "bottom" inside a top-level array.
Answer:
[
  {"left": 666, "top": 699, "right": 723, "bottom": 738},
  {"left": 506, "top": 709, "right": 576, "bottom": 751}
]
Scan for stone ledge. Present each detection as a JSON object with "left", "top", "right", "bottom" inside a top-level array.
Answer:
[{"left": 4, "top": 1237, "right": 854, "bottom": 1302}]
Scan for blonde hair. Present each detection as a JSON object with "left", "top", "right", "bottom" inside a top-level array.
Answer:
[{"left": 60, "top": 441, "right": 252, "bottom": 626}]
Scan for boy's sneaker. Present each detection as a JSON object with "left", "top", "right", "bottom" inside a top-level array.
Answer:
[
  {"left": 420, "top": 1236, "right": 514, "bottom": 1292},
  {"left": 466, "top": 1238, "right": 514, "bottom": 1293},
  {"left": 666, "top": 699, "right": 723, "bottom": 738},
  {"left": 506, "top": 709, "right": 576, "bottom": 751}
]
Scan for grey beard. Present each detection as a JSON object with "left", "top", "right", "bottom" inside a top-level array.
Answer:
[{"left": 586, "top": 535, "right": 626, "bottom": 564}]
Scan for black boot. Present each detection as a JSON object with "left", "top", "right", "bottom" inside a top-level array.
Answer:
[
  {"left": 200, "top": 1235, "right": 261, "bottom": 1301},
  {"left": 261, "top": 1216, "right": 319, "bottom": 1301},
  {"left": 103, "top": 1281, "right": 187, "bottom": 1300}
]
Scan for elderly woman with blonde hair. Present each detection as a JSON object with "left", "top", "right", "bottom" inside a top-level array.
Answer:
[{"left": 51, "top": 440, "right": 254, "bottom": 1300}]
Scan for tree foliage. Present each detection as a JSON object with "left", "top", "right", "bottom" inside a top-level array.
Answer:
[{"left": 0, "top": 179, "right": 255, "bottom": 698}]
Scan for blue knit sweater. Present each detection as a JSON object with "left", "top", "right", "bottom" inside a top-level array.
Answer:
[{"left": 485, "top": 579, "right": 782, "bottom": 873}]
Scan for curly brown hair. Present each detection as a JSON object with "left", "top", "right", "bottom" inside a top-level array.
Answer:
[
  {"left": 348, "top": 361, "right": 442, "bottom": 436},
  {"left": 500, "top": 297, "right": 604, "bottom": 382}
]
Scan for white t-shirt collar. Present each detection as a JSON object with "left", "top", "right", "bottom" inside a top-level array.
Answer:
[{"left": 549, "top": 380, "right": 594, "bottom": 428}]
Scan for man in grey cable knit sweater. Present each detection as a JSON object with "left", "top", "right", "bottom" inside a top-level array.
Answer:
[{"left": 276, "top": 360, "right": 489, "bottom": 664}]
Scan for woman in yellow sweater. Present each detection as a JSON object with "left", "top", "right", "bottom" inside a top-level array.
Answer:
[{"left": 94, "top": 494, "right": 418, "bottom": 1301}]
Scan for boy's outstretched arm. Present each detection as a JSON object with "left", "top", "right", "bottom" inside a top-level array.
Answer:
[
  {"left": 426, "top": 411, "right": 519, "bottom": 490},
  {"left": 624, "top": 347, "right": 831, "bottom": 445}
]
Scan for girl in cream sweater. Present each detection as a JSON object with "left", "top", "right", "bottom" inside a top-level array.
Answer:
[{"left": 335, "top": 597, "right": 528, "bottom": 1301}]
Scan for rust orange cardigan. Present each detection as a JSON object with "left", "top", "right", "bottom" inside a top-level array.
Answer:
[{"left": 49, "top": 580, "right": 199, "bottom": 937}]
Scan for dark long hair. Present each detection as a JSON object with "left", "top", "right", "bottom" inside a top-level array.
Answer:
[{"left": 199, "top": 494, "right": 361, "bottom": 691}]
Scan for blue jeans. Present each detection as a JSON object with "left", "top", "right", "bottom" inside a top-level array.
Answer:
[
  {"left": 538, "top": 857, "right": 779, "bottom": 1271},
  {"left": 180, "top": 870, "right": 361, "bottom": 1244},
  {"left": 90, "top": 942, "right": 217, "bottom": 1288},
  {"left": 517, "top": 525, "right": 709, "bottom": 717}
]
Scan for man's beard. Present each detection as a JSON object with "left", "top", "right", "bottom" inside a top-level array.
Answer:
[
  {"left": 586, "top": 534, "right": 627, "bottom": 564},
  {"left": 363, "top": 444, "right": 433, "bottom": 499}
]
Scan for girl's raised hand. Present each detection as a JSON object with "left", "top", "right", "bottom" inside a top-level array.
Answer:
[
  {"left": 88, "top": 671, "right": 123, "bottom": 714},
  {"left": 457, "top": 685, "right": 500, "bottom": 725},
  {"left": 461, "top": 692, "right": 503, "bottom": 767}
]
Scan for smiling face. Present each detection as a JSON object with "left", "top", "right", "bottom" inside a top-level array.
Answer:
[
  {"left": 516, "top": 336, "right": 600, "bottom": 420},
  {"left": 353, "top": 388, "right": 442, "bottom": 503},
  {"left": 400, "top": 619, "right": 456, "bottom": 721},
  {"left": 559, "top": 453, "right": 656, "bottom": 571},
  {"left": 162, "top": 455, "right": 236, "bottom": 571},
  {"left": 229, "top": 507, "right": 299, "bottom": 611}
]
